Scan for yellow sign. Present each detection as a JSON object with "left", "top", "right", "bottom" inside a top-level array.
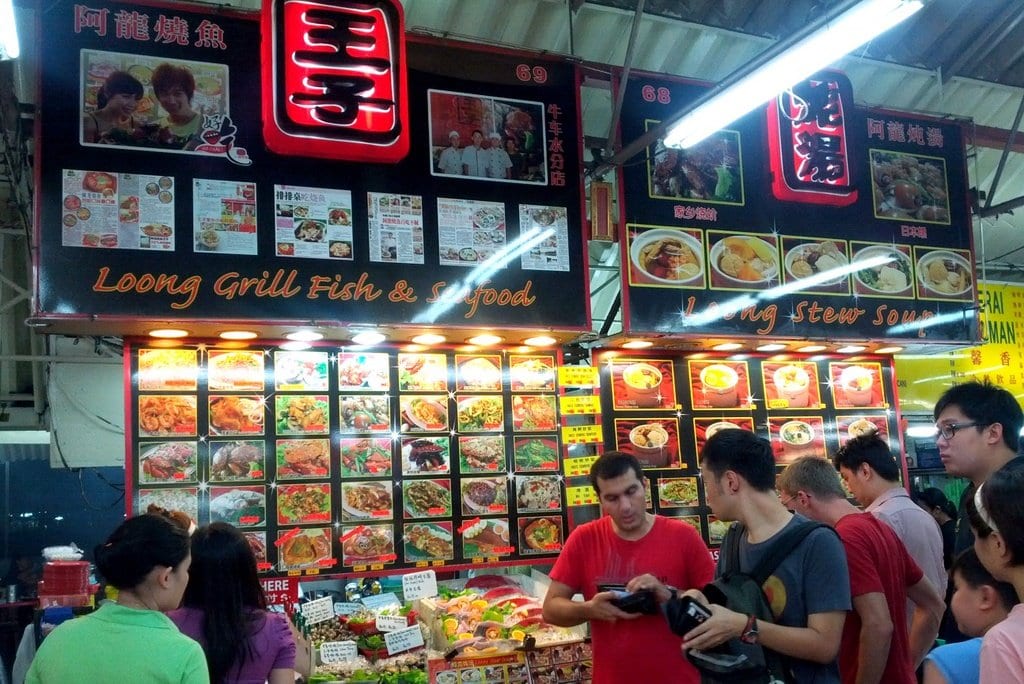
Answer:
[
  {"left": 896, "top": 282, "right": 1024, "bottom": 413},
  {"left": 563, "top": 455, "right": 599, "bottom": 477},
  {"left": 558, "top": 366, "right": 600, "bottom": 387},
  {"left": 560, "top": 424, "right": 603, "bottom": 444},
  {"left": 559, "top": 395, "right": 601, "bottom": 415},
  {"left": 566, "top": 485, "right": 599, "bottom": 507}
]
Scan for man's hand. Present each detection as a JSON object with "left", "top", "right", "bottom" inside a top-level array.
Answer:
[
  {"left": 680, "top": 604, "right": 747, "bottom": 651},
  {"left": 625, "top": 573, "right": 673, "bottom": 604},
  {"left": 588, "top": 591, "right": 642, "bottom": 622}
]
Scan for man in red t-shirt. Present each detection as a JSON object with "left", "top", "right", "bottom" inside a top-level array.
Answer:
[
  {"left": 543, "top": 451, "right": 714, "bottom": 684},
  {"left": 779, "top": 457, "right": 945, "bottom": 684}
]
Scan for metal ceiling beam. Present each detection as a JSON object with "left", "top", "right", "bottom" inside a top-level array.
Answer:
[
  {"left": 942, "top": 5, "right": 1024, "bottom": 84},
  {"left": 983, "top": 91, "right": 1024, "bottom": 211},
  {"left": 604, "top": 0, "right": 646, "bottom": 154}
]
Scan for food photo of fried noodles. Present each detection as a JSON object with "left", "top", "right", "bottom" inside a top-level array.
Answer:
[{"left": 138, "top": 395, "right": 197, "bottom": 436}]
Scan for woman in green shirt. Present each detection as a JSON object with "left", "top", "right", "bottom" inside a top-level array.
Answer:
[{"left": 26, "top": 514, "right": 208, "bottom": 684}]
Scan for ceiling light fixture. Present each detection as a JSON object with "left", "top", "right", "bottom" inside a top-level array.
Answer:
[
  {"left": 279, "top": 341, "right": 311, "bottom": 351},
  {"left": 796, "top": 344, "right": 828, "bottom": 353},
  {"left": 411, "top": 333, "right": 446, "bottom": 345},
  {"left": 285, "top": 330, "right": 324, "bottom": 342},
  {"left": 351, "top": 331, "right": 386, "bottom": 346},
  {"left": 220, "top": 330, "right": 258, "bottom": 340},
  {"left": 874, "top": 346, "right": 904, "bottom": 354},
  {"left": 621, "top": 340, "right": 653, "bottom": 349},
  {"left": 836, "top": 345, "right": 866, "bottom": 353},
  {"left": 149, "top": 328, "right": 189, "bottom": 338},
  {"left": 712, "top": 343, "right": 743, "bottom": 351},
  {"left": 663, "top": 0, "right": 925, "bottom": 149},
  {"left": 467, "top": 334, "right": 503, "bottom": 346},
  {"left": 524, "top": 335, "right": 558, "bottom": 347},
  {"left": 0, "top": 0, "right": 19, "bottom": 60},
  {"left": 756, "top": 343, "right": 787, "bottom": 352}
]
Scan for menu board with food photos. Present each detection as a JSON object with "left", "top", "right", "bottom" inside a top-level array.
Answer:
[
  {"left": 594, "top": 350, "right": 901, "bottom": 548},
  {"left": 128, "top": 342, "right": 568, "bottom": 577}
]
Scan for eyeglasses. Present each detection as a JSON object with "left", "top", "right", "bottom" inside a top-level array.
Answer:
[
  {"left": 935, "top": 422, "right": 984, "bottom": 440},
  {"left": 779, "top": 494, "right": 796, "bottom": 509}
]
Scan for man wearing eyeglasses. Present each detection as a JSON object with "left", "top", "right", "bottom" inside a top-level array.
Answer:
[{"left": 933, "top": 381, "right": 1023, "bottom": 554}]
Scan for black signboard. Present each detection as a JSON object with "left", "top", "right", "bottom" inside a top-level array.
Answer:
[
  {"left": 618, "top": 71, "right": 977, "bottom": 344},
  {"left": 36, "top": 0, "right": 587, "bottom": 333}
]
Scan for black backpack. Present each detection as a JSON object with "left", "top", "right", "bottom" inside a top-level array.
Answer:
[{"left": 681, "top": 520, "right": 828, "bottom": 684}]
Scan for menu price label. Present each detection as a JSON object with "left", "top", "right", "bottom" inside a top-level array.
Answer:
[
  {"left": 376, "top": 614, "right": 409, "bottom": 632},
  {"left": 320, "top": 641, "right": 357, "bottom": 664},
  {"left": 402, "top": 570, "right": 438, "bottom": 601},
  {"left": 566, "top": 485, "right": 599, "bottom": 507},
  {"left": 563, "top": 455, "right": 599, "bottom": 477},
  {"left": 561, "top": 424, "right": 603, "bottom": 444},
  {"left": 558, "top": 366, "right": 600, "bottom": 387},
  {"left": 385, "top": 625, "right": 425, "bottom": 655},
  {"left": 334, "top": 602, "right": 361, "bottom": 616},
  {"left": 300, "top": 596, "right": 335, "bottom": 625},
  {"left": 559, "top": 395, "right": 601, "bottom": 415},
  {"left": 362, "top": 592, "right": 401, "bottom": 611}
]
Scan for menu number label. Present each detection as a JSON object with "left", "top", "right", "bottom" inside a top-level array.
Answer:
[
  {"left": 320, "top": 641, "right": 357, "bottom": 664},
  {"left": 566, "top": 485, "right": 599, "bottom": 507},
  {"left": 300, "top": 596, "right": 335, "bottom": 625},
  {"left": 385, "top": 625, "right": 425, "bottom": 655},
  {"left": 559, "top": 395, "right": 601, "bottom": 415},
  {"left": 402, "top": 570, "right": 438, "bottom": 601},
  {"left": 558, "top": 366, "right": 600, "bottom": 388},
  {"left": 561, "top": 424, "right": 603, "bottom": 445},
  {"left": 563, "top": 455, "right": 599, "bottom": 477}
]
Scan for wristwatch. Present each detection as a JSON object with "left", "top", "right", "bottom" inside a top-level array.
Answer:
[{"left": 740, "top": 615, "right": 759, "bottom": 644}]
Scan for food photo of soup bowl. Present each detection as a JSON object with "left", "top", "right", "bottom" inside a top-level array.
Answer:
[
  {"left": 620, "top": 362, "right": 665, "bottom": 407},
  {"left": 629, "top": 229, "right": 704, "bottom": 285},
  {"left": 700, "top": 364, "right": 739, "bottom": 408},
  {"left": 705, "top": 421, "right": 741, "bottom": 440},
  {"left": 847, "top": 418, "right": 879, "bottom": 439},
  {"left": 839, "top": 365, "right": 874, "bottom": 406},
  {"left": 784, "top": 241, "right": 849, "bottom": 288},
  {"left": 628, "top": 422, "right": 672, "bottom": 467},
  {"left": 778, "top": 420, "right": 815, "bottom": 461},
  {"left": 852, "top": 245, "right": 913, "bottom": 296},
  {"left": 917, "top": 250, "right": 973, "bottom": 298},
  {"left": 709, "top": 235, "right": 779, "bottom": 288},
  {"left": 772, "top": 365, "right": 811, "bottom": 408}
]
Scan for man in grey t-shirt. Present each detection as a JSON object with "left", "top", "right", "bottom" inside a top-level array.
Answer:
[{"left": 682, "top": 429, "right": 850, "bottom": 683}]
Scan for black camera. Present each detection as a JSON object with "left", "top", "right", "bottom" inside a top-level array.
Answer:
[
  {"left": 666, "top": 595, "right": 713, "bottom": 636},
  {"left": 599, "top": 585, "right": 659, "bottom": 615}
]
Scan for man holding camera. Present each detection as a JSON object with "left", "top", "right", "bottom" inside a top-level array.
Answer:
[{"left": 542, "top": 451, "right": 714, "bottom": 684}]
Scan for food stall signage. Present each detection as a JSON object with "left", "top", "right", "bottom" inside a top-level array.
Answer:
[
  {"left": 566, "top": 485, "right": 599, "bottom": 507},
  {"left": 320, "top": 641, "right": 358, "bottom": 664},
  {"left": 384, "top": 625, "right": 424, "bottom": 655},
  {"left": 300, "top": 596, "right": 336, "bottom": 625},
  {"left": 401, "top": 569, "right": 438, "bottom": 600},
  {"left": 361, "top": 592, "right": 401, "bottom": 611},
  {"left": 261, "top": 0, "right": 410, "bottom": 163},
  {"left": 558, "top": 395, "right": 601, "bottom": 415},
  {"left": 557, "top": 365, "right": 600, "bottom": 387},
  {"left": 563, "top": 455, "right": 599, "bottom": 477},
  {"left": 259, "top": 577, "right": 298, "bottom": 607},
  {"left": 334, "top": 602, "right": 361, "bottom": 616},
  {"left": 560, "top": 424, "right": 603, "bottom": 444},
  {"left": 768, "top": 71, "right": 857, "bottom": 206},
  {"left": 375, "top": 614, "right": 408, "bottom": 632}
]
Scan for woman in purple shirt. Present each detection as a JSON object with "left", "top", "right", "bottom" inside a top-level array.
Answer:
[{"left": 169, "top": 523, "right": 296, "bottom": 684}]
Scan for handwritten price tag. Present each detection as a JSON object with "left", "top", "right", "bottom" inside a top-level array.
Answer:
[
  {"left": 560, "top": 424, "right": 603, "bottom": 445},
  {"left": 319, "top": 641, "right": 357, "bottom": 664},
  {"left": 361, "top": 592, "right": 401, "bottom": 611},
  {"left": 384, "top": 625, "right": 424, "bottom": 655},
  {"left": 558, "top": 366, "right": 600, "bottom": 387},
  {"left": 376, "top": 614, "right": 408, "bottom": 632},
  {"left": 559, "top": 395, "right": 601, "bottom": 415},
  {"left": 402, "top": 570, "right": 438, "bottom": 601},
  {"left": 334, "top": 602, "right": 361, "bottom": 616},
  {"left": 300, "top": 596, "right": 335, "bottom": 625},
  {"left": 563, "top": 455, "right": 599, "bottom": 477}
]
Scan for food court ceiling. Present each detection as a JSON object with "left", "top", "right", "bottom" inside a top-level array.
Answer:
[{"left": 2, "top": 0, "right": 1024, "bottom": 411}]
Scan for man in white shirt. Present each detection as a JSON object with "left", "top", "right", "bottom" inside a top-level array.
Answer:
[
  {"left": 461, "top": 129, "right": 487, "bottom": 177},
  {"left": 437, "top": 130, "right": 463, "bottom": 175},
  {"left": 485, "top": 132, "right": 513, "bottom": 179}
]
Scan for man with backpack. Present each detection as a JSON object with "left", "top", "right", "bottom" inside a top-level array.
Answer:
[
  {"left": 778, "top": 456, "right": 945, "bottom": 684},
  {"left": 679, "top": 429, "right": 850, "bottom": 683}
]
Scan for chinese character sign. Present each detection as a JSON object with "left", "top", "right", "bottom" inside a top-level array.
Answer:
[{"left": 262, "top": 0, "right": 410, "bottom": 163}]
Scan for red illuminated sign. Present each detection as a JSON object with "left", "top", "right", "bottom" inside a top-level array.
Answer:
[
  {"left": 767, "top": 71, "right": 857, "bottom": 206},
  {"left": 261, "top": 0, "right": 410, "bottom": 163}
]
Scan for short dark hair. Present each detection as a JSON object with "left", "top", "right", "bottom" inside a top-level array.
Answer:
[
  {"left": 700, "top": 429, "right": 775, "bottom": 492},
  {"left": 965, "top": 483, "right": 993, "bottom": 539},
  {"left": 832, "top": 434, "right": 900, "bottom": 481},
  {"left": 981, "top": 456, "right": 1024, "bottom": 565},
  {"left": 778, "top": 456, "right": 847, "bottom": 500},
  {"left": 912, "top": 487, "right": 956, "bottom": 519},
  {"left": 98, "top": 71, "right": 143, "bottom": 108},
  {"left": 589, "top": 450, "right": 643, "bottom": 494},
  {"left": 151, "top": 63, "right": 196, "bottom": 101},
  {"left": 934, "top": 382, "right": 1022, "bottom": 452},
  {"left": 94, "top": 514, "right": 190, "bottom": 590},
  {"left": 952, "top": 547, "right": 1019, "bottom": 611}
]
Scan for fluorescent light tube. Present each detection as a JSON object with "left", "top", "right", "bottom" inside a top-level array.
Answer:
[
  {"left": 0, "top": 0, "right": 19, "bottom": 60},
  {"left": 664, "top": 0, "right": 924, "bottom": 149}
]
